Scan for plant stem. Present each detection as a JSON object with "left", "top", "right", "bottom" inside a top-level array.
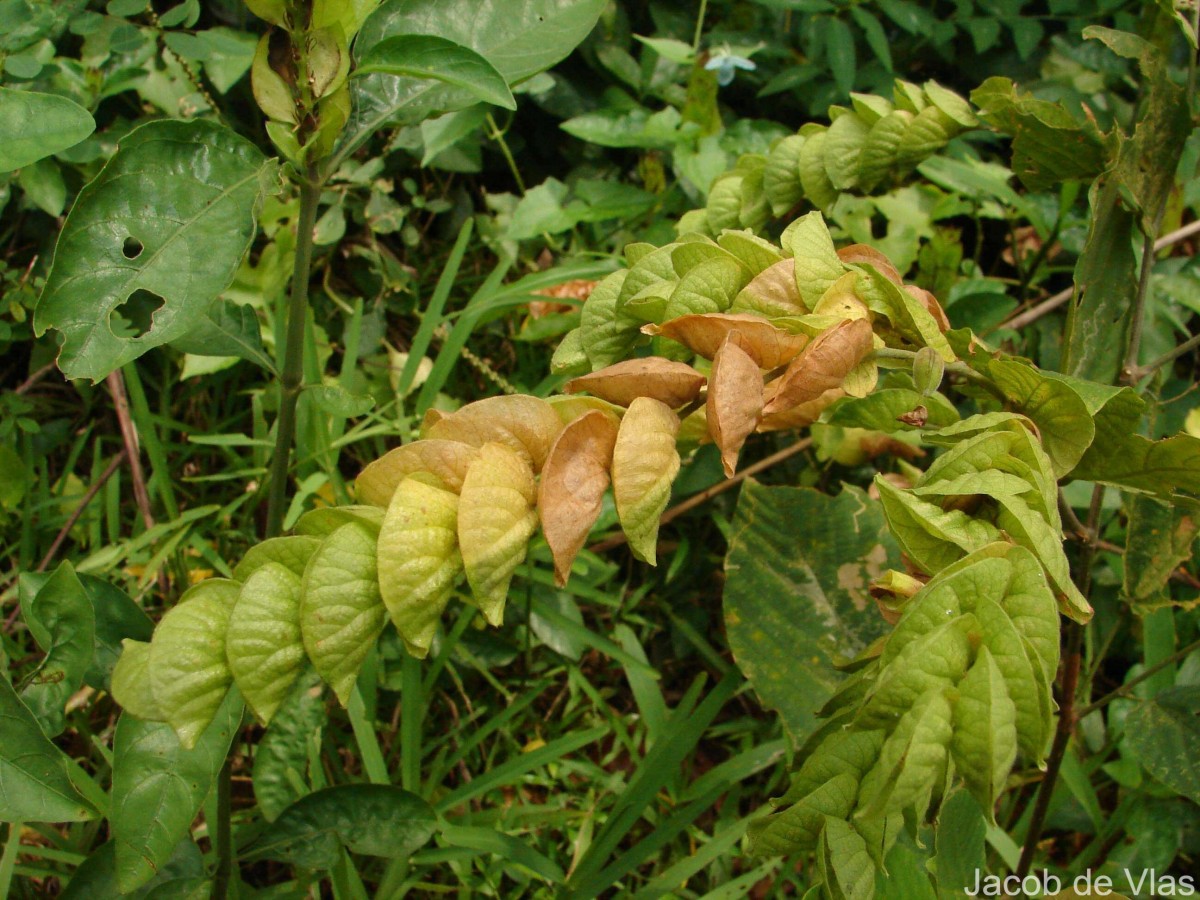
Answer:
[
  {"left": 486, "top": 113, "right": 526, "bottom": 194},
  {"left": 1076, "top": 636, "right": 1200, "bottom": 720},
  {"left": 1131, "top": 331, "right": 1200, "bottom": 383},
  {"left": 1120, "top": 232, "right": 1158, "bottom": 385},
  {"left": 1016, "top": 483, "right": 1104, "bottom": 877},
  {"left": 265, "top": 169, "right": 321, "bottom": 539},
  {"left": 693, "top": 0, "right": 709, "bottom": 53},
  {"left": 213, "top": 756, "right": 234, "bottom": 900}
]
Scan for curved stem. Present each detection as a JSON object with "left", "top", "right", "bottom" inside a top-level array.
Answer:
[
  {"left": 265, "top": 170, "right": 321, "bottom": 538},
  {"left": 1120, "top": 232, "right": 1158, "bottom": 385}
]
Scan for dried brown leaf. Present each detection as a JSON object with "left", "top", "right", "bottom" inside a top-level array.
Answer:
[
  {"left": 762, "top": 318, "right": 875, "bottom": 415},
  {"left": 837, "top": 244, "right": 903, "bottom": 285},
  {"left": 757, "top": 387, "right": 844, "bottom": 431},
  {"left": 564, "top": 358, "right": 706, "bottom": 409},
  {"left": 644, "top": 313, "right": 809, "bottom": 369},
  {"left": 538, "top": 411, "right": 620, "bottom": 585},
  {"left": 707, "top": 333, "right": 763, "bottom": 476}
]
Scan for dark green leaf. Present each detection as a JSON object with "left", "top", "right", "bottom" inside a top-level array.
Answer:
[
  {"left": 110, "top": 690, "right": 243, "bottom": 892},
  {"left": 61, "top": 838, "right": 205, "bottom": 900},
  {"left": 825, "top": 17, "right": 856, "bottom": 98},
  {"left": 252, "top": 668, "right": 326, "bottom": 821},
  {"left": 1125, "top": 686, "right": 1200, "bottom": 804},
  {"left": 0, "top": 87, "right": 95, "bottom": 173},
  {"left": 169, "top": 299, "right": 276, "bottom": 373},
  {"left": 35, "top": 120, "right": 276, "bottom": 382},
  {"left": 0, "top": 676, "right": 99, "bottom": 823},
  {"left": 356, "top": 35, "right": 516, "bottom": 110},
  {"left": 724, "top": 482, "right": 900, "bottom": 739},
  {"left": 1123, "top": 495, "right": 1199, "bottom": 608},
  {"left": 247, "top": 784, "right": 437, "bottom": 869}
]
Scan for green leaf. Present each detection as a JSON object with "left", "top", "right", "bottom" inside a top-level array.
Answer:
[
  {"left": 824, "top": 112, "right": 870, "bottom": 190},
  {"left": 111, "top": 640, "right": 165, "bottom": 723},
  {"left": 150, "top": 580, "right": 238, "bottom": 747},
  {"left": 253, "top": 668, "right": 326, "bottom": 821},
  {"left": 77, "top": 575, "right": 153, "bottom": 690},
  {"left": 932, "top": 789, "right": 987, "bottom": 899},
  {"left": 762, "top": 135, "right": 806, "bottom": 215},
  {"left": 1123, "top": 495, "right": 1199, "bottom": 609},
  {"left": 61, "top": 838, "right": 205, "bottom": 900},
  {"left": 35, "top": 120, "right": 275, "bottom": 382},
  {"left": 169, "top": 299, "right": 276, "bottom": 373},
  {"left": 246, "top": 784, "right": 437, "bottom": 869},
  {"left": 355, "top": 34, "right": 516, "bottom": 110},
  {"left": 857, "top": 687, "right": 953, "bottom": 822},
  {"left": 227, "top": 563, "right": 306, "bottom": 724},
  {"left": 1125, "top": 686, "right": 1200, "bottom": 804},
  {"left": 950, "top": 647, "right": 1017, "bottom": 815},
  {"left": 875, "top": 477, "right": 1002, "bottom": 574},
  {"left": 581, "top": 269, "right": 640, "bottom": 368},
  {"left": 820, "top": 817, "right": 876, "bottom": 900},
  {"left": 797, "top": 130, "right": 838, "bottom": 210},
  {"left": 0, "top": 676, "right": 98, "bottom": 823},
  {"left": 295, "top": 504, "right": 384, "bottom": 537},
  {"left": 986, "top": 359, "right": 1094, "bottom": 477},
  {"left": 1071, "top": 428, "right": 1200, "bottom": 501},
  {"left": 827, "top": 388, "right": 960, "bottom": 432},
  {"left": 378, "top": 476, "right": 462, "bottom": 658},
  {"left": 785, "top": 211, "right": 844, "bottom": 308},
  {"left": 110, "top": 690, "right": 242, "bottom": 893},
  {"left": 0, "top": 87, "right": 95, "bottom": 173},
  {"left": 857, "top": 618, "right": 971, "bottom": 729},
  {"left": 336, "top": 0, "right": 605, "bottom": 168},
  {"left": 825, "top": 16, "right": 856, "bottom": 98},
  {"left": 663, "top": 257, "right": 747, "bottom": 320},
  {"left": 300, "top": 521, "right": 386, "bottom": 705},
  {"left": 18, "top": 561, "right": 95, "bottom": 736},
  {"left": 724, "top": 482, "right": 900, "bottom": 739},
  {"left": 233, "top": 535, "right": 323, "bottom": 582}
]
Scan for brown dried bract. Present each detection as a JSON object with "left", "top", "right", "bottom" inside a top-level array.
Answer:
[
  {"left": 837, "top": 244, "right": 903, "bottom": 285},
  {"left": 757, "top": 387, "right": 844, "bottom": 432},
  {"left": 903, "top": 284, "right": 951, "bottom": 332},
  {"left": 707, "top": 333, "right": 763, "bottom": 476},
  {"left": 645, "top": 313, "right": 809, "bottom": 369},
  {"left": 537, "top": 411, "right": 619, "bottom": 586},
  {"left": 564, "top": 358, "right": 706, "bottom": 409},
  {"left": 762, "top": 318, "right": 875, "bottom": 415}
]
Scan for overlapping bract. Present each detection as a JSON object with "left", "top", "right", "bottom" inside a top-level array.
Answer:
[
  {"left": 695, "top": 79, "right": 977, "bottom": 234},
  {"left": 750, "top": 543, "right": 1060, "bottom": 884}
]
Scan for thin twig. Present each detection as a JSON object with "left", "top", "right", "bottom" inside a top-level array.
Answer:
[
  {"left": 1121, "top": 232, "right": 1158, "bottom": 384},
  {"left": 587, "top": 437, "right": 813, "bottom": 554},
  {"left": 1130, "top": 331, "right": 1200, "bottom": 383},
  {"left": 106, "top": 370, "right": 155, "bottom": 533},
  {"left": 13, "top": 362, "right": 56, "bottom": 396},
  {"left": 1076, "top": 636, "right": 1200, "bottom": 721},
  {"left": 996, "top": 218, "right": 1200, "bottom": 333}
]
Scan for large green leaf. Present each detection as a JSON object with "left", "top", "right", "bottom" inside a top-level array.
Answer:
[
  {"left": 986, "top": 359, "right": 1094, "bottom": 477},
  {"left": 245, "top": 784, "right": 437, "bottom": 869},
  {"left": 334, "top": 0, "right": 606, "bottom": 168},
  {"left": 35, "top": 119, "right": 275, "bottom": 382},
  {"left": 0, "top": 86, "right": 95, "bottom": 173},
  {"left": 1123, "top": 495, "right": 1199, "bottom": 609},
  {"left": 355, "top": 35, "right": 516, "bottom": 110},
  {"left": 1071, "top": 429, "right": 1200, "bottom": 501},
  {"left": 17, "top": 561, "right": 95, "bottom": 736},
  {"left": 60, "top": 838, "right": 205, "bottom": 900},
  {"left": 300, "top": 521, "right": 386, "bottom": 705},
  {"left": 168, "top": 299, "right": 276, "bottom": 373},
  {"left": 1124, "top": 686, "right": 1200, "bottom": 805},
  {"left": 111, "top": 641, "right": 164, "bottom": 723},
  {"left": 110, "top": 690, "right": 242, "bottom": 893},
  {"left": 0, "top": 676, "right": 98, "bottom": 823},
  {"left": 252, "top": 669, "right": 327, "bottom": 822},
  {"left": 226, "top": 563, "right": 306, "bottom": 724},
  {"left": 724, "top": 482, "right": 900, "bottom": 739}
]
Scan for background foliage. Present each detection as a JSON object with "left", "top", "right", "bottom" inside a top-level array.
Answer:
[{"left": 1, "top": 0, "right": 1199, "bottom": 897}]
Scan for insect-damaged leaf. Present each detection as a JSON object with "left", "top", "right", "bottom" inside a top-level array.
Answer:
[
  {"left": 458, "top": 442, "right": 538, "bottom": 626},
  {"left": 149, "top": 580, "right": 238, "bottom": 748},
  {"left": 378, "top": 475, "right": 461, "bottom": 658},
  {"left": 35, "top": 120, "right": 276, "bottom": 382},
  {"left": 707, "top": 333, "right": 763, "bottom": 476},
  {"left": 646, "top": 312, "right": 809, "bottom": 368},
  {"left": 355, "top": 439, "right": 481, "bottom": 506},
  {"left": 611, "top": 397, "right": 680, "bottom": 564},
  {"left": 564, "top": 357, "right": 705, "bottom": 409},
  {"left": 227, "top": 563, "right": 306, "bottom": 725},
  {"left": 763, "top": 318, "right": 874, "bottom": 415},
  {"left": 426, "top": 395, "right": 563, "bottom": 471},
  {"left": 539, "top": 411, "right": 619, "bottom": 585},
  {"left": 301, "top": 521, "right": 385, "bottom": 706}
]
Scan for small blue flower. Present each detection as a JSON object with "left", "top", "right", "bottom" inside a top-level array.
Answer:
[{"left": 705, "top": 53, "right": 756, "bottom": 87}]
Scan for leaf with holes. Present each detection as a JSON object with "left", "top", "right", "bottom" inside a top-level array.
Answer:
[{"left": 35, "top": 119, "right": 276, "bottom": 382}]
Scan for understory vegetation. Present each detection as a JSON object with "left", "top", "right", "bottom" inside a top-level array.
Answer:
[{"left": 2, "top": 0, "right": 1200, "bottom": 897}]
